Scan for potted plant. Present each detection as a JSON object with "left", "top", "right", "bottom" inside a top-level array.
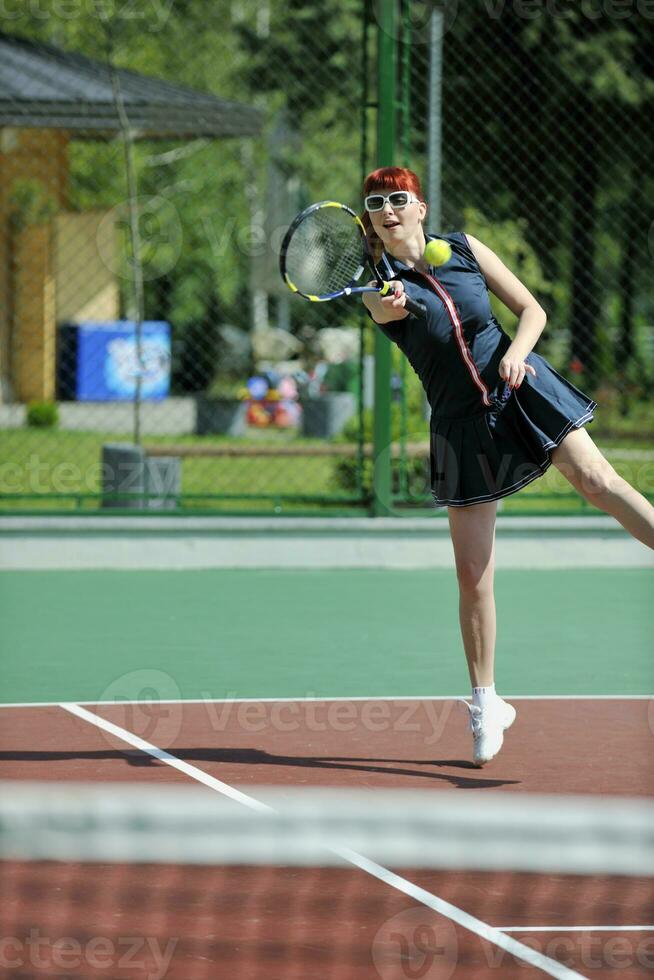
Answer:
[
  {"left": 299, "top": 359, "right": 358, "bottom": 438},
  {"left": 298, "top": 328, "right": 360, "bottom": 438},
  {"left": 195, "top": 377, "right": 249, "bottom": 436}
]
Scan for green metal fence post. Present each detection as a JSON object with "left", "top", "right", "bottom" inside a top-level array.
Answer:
[
  {"left": 372, "top": 0, "right": 398, "bottom": 517},
  {"left": 397, "top": 0, "right": 412, "bottom": 500}
]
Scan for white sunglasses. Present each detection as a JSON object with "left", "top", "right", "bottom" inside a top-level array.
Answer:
[{"left": 364, "top": 191, "right": 420, "bottom": 212}]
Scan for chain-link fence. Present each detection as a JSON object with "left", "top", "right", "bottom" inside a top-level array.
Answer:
[
  {"left": 394, "top": 0, "right": 654, "bottom": 510},
  {"left": 1, "top": 1, "right": 652, "bottom": 514},
  {"left": 0, "top": 0, "right": 374, "bottom": 514}
]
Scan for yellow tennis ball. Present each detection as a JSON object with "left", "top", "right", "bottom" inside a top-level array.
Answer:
[{"left": 424, "top": 239, "right": 452, "bottom": 267}]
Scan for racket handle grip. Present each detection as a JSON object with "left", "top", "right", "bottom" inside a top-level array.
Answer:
[
  {"left": 403, "top": 295, "right": 427, "bottom": 318},
  {"left": 378, "top": 281, "right": 426, "bottom": 318}
]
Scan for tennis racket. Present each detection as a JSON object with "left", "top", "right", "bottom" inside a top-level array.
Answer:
[{"left": 279, "top": 201, "right": 427, "bottom": 317}]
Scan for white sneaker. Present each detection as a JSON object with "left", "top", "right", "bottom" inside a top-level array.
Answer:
[{"left": 461, "top": 697, "right": 516, "bottom": 767}]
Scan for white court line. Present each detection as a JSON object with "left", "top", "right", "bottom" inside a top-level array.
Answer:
[
  {"left": 0, "top": 694, "right": 651, "bottom": 709},
  {"left": 60, "top": 701, "right": 587, "bottom": 980},
  {"left": 501, "top": 926, "right": 654, "bottom": 933}
]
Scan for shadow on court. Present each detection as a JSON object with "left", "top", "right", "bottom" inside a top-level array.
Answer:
[{"left": 0, "top": 747, "right": 520, "bottom": 790}]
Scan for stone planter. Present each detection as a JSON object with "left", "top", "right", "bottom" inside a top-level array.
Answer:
[
  {"left": 101, "top": 443, "right": 180, "bottom": 510},
  {"left": 300, "top": 392, "right": 357, "bottom": 438},
  {"left": 196, "top": 396, "right": 248, "bottom": 436}
]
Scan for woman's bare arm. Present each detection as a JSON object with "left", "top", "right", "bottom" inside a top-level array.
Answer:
[{"left": 465, "top": 234, "right": 546, "bottom": 362}]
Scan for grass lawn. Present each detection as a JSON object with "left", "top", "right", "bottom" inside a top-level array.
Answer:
[
  {"left": 0, "top": 429, "right": 353, "bottom": 511},
  {"left": 1, "top": 426, "right": 652, "bottom": 515}
]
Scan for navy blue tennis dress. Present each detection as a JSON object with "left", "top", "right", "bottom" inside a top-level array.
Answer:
[{"left": 374, "top": 232, "right": 597, "bottom": 508}]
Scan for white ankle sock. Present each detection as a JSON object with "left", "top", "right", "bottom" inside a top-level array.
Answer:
[{"left": 472, "top": 684, "right": 496, "bottom": 709}]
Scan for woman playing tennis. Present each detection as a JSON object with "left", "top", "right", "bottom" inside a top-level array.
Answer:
[{"left": 362, "top": 166, "right": 654, "bottom": 767}]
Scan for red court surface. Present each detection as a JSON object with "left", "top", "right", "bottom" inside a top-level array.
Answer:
[
  {"left": 1, "top": 697, "right": 653, "bottom": 980},
  {"left": 0, "top": 698, "right": 651, "bottom": 795}
]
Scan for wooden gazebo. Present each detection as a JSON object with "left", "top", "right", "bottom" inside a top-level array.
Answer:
[{"left": 0, "top": 31, "right": 262, "bottom": 402}]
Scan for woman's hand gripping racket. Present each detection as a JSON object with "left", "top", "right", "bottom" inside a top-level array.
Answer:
[{"left": 279, "top": 201, "right": 427, "bottom": 317}]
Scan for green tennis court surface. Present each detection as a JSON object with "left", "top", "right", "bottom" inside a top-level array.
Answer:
[{"left": 1, "top": 567, "right": 651, "bottom": 705}]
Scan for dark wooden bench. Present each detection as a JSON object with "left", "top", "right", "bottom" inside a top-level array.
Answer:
[{"left": 144, "top": 442, "right": 430, "bottom": 459}]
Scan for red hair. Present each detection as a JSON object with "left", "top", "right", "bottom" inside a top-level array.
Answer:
[{"left": 361, "top": 167, "right": 426, "bottom": 262}]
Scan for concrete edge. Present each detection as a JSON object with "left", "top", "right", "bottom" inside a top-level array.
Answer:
[{"left": 0, "top": 515, "right": 628, "bottom": 536}]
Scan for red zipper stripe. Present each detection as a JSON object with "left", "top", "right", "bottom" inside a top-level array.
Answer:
[{"left": 418, "top": 270, "right": 492, "bottom": 407}]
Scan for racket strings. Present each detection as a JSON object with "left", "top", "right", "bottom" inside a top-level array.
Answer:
[{"left": 284, "top": 207, "right": 367, "bottom": 297}]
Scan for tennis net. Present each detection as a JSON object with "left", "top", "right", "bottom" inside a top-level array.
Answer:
[{"left": 1, "top": 782, "right": 652, "bottom": 980}]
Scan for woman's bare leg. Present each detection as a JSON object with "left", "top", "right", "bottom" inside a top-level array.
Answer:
[
  {"left": 448, "top": 500, "right": 498, "bottom": 687},
  {"left": 551, "top": 428, "right": 654, "bottom": 550}
]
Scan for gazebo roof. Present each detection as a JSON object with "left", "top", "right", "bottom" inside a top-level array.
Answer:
[{"left": 0, "top": 31, "right": 263, "bottom": 139}]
